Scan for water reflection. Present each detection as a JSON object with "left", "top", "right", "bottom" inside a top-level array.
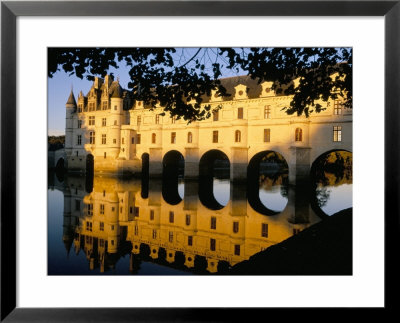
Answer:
[
  {"left": 312, "top": 151, "right": 353, "bottom": 216},
  {"left": 48, "top": 165, "right": 351, "bottom": 275}
]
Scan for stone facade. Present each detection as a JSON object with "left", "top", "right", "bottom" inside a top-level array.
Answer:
[{"left": 64, "top": 74, "right": 352, "bottom": 184}]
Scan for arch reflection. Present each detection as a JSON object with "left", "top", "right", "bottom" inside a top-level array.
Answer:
[
  {"left": 199, "top": 150, "right": 230, "bottom": 210},
  {"left": 162, "top": 150, "right": 184, "bottom": 205},
  {"left": 310, "top": 150, "right": 353, "bottom": 217},
  {"left": 247, "top": 151, "right": 289, "bottom": 215},
  {"left": 50, "top": 174, "right": 323, "bottom": 275}
]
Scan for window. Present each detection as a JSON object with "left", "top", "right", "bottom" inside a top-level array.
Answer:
[
  {"left": 187, "top": 132, "right": 193, "bottom": 143},
  {"left": 152, "top": 229, "right": 157, "bottom": 239},
  {"left": 111, "top": 240, "right": 115, "bottom": 246},
  {"left": 77, "top": 135, "right": 82, "bottom": 145},
  {"left": 334, "top": 100, "right": 342, "bottom": 115},
  {"left": 104, "top": 152, "right": 106, "bottom": 159},
  {"left": 169, "top": 211, "right": 174, "bottom": 223},
  {"left": 169, "top": 232, "right": 174, "bottom": 242},
  {"left": 295, "top": 128, "right": 302, "bottom": 142},
  {"left": 89, "top": 131, "right": 95, "bottom": 144},
  {"left": 264, "top": 105, "right": 271, "bottom": 119},
  {"left": 155, "top": 114, "right": 160, "bottom": 124},
  {"left": 113, "top": 139, "right": 116, "bottom": 144},
  {"left": 87, "top": 204, "right": 93, "bottom": 216},
  {"left": 137, "top": 116, "right": 141, "bottom": 125},
  {"left": 172, "top": 116, "right": 176, "bottom": 124},
  {"left": 114, "top": 105, "right": 117, "bottom": 111},
  {"left": 86, "top": 221, "right": 92, "bottom": 232},
  {"left": 188, "top": 236, "right": 193, "bottom": 246},
  {"left": 114, "top": 120, "right": 117, "bottom": 126},
  {"left": 211, "top": 216, "right": 216, "bottom": 230},
  {"left": 78, "top": 104, "right": 83, "bottom": 113},
  {"left": 293, "top": 228, "right": 301, "bottom": 235},
  {"left": 88, "top": 116, "right": 95, "bottom": 126},
  {"left": 78, "top": 120, "right": 82, "bottom": 128},
  {"left": 111, "top": 224, "right": 115, "bottom": 231},
  {"left": 212, "top": 130, "right": 218, "bottom": 143},
  {"left": 235, "top": 130, "right": 241, "bottom": 143},
  {"left": 213, "top": 110, "right": 219, "bottom": 121},
  {"left": 101, "top": 134, "right": 106, "bottom": 145},
  {"left": 75, "top": 200, "right": 80, "bottom": 211},
  {"left": 100, "top": 204, "right": 105, "bottom": 214},
  {"left": 171, "top": 132, "right": 176, "bottom": 144},
  {"left": 210, "top": 238, "right": 216, "bottom": 251},
  {"left": 234, "top": 245, "right": 240, "bottom": 256},
  {"left": 99, "top": 239, "right": 104, "bottom": 247},
  {"left": 134, "top": 207, "right": 139, "bottom": 217},
  {"left": 152, "top": 133, "right": 156, "bottom": 144},
  {"left": 134, "top": 225, "right": 138, "bottom": 235},
  {"left": 264, "top": 129, "right": 271, "bottom": 142},
  {"left": 88, "top": 102, "right": 95, "bottom": 111},
  {"left": 185, "top": 214, "right": 191, "bottom": 226},
  {"left": 122, "top": 138, "right": 124, "bottom": 145},
  {"left": 238, "top": 107, "right": 244, "bottom": 119},
  {"left": 102, "top": 101, "right": 108, "bottom": 110},
  {"left": 102, "top": 118, "right": 106, "bottom": 126},
  {"left": 261, "top": 223, "right": 268, "bottom": 238},
  {"left": 131, "top": 137, "right": 135, "bottom": 144},
  {"left": 233, "top": 222, "right": 239, "bottom": 233},
  {"left": 137, "top": 134, "right": 141, "bottom": 144},
  {"left": 150, "top": 210, "right": 155, "bottom": 221},
  {"left": 333, "top": 126, "right": 342, "bottom": 142},
  {"left": 100, "top": 222, "right": 104, "bottom": 231},
  {"left": 103, "top": 190, "right": 106, "bottom": 197}
]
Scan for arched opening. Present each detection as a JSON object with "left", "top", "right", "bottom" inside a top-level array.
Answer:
[
  {"left": 162, "top": 150, "right": 184, "bottom": 205},
  {"left": 86, "top": 154, "right": 94, "bottom": 174},
  {"left": 199, "top": 150, "right": 230, "bottom": 210},
  {"left": 141, "top": 153, "right": 150, "bottom": 199},
  {"left": 85, "top": 154, "right": 94, "bottom": 193},
  {"left": 55, "top": 158, "right": 65, "bottom": 182},
  {"left": 310, "top": 150, "right": 352, "bottom": 217},
  {"left": 247, "top": 151, "right": 289, "bottom": 215}
]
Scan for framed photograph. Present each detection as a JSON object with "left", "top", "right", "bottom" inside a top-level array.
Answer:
[{"left": 1, "top": 0, "right": 398, "bottom": 321}]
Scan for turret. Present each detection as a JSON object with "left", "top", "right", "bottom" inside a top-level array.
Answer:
[{"left": 65, "top": 89, "right": 77, "bottom": 156}]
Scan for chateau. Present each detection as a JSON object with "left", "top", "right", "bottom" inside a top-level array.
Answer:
[{"left": 64, "top": 74, "right": 352, "bottom": 184}]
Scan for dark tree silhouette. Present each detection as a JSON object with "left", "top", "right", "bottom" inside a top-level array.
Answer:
[{"left": 48, "top": 47, "right": 352, "bottom": 121}]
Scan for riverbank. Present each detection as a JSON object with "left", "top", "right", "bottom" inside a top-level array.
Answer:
[{"left": 230, "top": 208, "right": 352, "bottom": 275}]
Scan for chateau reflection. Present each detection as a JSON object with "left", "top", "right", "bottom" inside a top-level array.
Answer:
[{"left": 58, "top": 174, "right": 323, "bottom": 275}]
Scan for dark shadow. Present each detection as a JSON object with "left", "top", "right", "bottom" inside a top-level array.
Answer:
[
  {"left": 85, "top": 154, "right": 94, "bottom": 193},
  {"left": 198, "top": 150, "right": 230, "bottom": 210},
  {"left": 141, "top": 153, "right": 150, "bottom": 198},
  {"left": 162, "top": 150, "right": 184, "bottom": 205}
]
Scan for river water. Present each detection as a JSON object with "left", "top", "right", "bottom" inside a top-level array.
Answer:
[{"left": 48, "top": 167, "right": 352, "bottom": 275}]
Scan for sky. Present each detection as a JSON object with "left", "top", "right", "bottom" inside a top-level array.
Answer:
[{"left": 47, "top": 48, "right": 246, "bottom": 136}]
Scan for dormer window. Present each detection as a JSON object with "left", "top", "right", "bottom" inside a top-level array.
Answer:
[
  {"left": 260, "top": 81, "right": 274, "bottom": 97},
  {"left": 234, "top": 84, "right": 248, "bottom": 100}
]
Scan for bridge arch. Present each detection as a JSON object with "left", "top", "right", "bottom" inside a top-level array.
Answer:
[
  {"left": 141, "top": 153, "right": 150, "bottom": 175},
  {"left": 247, "top": 150, "right": 289, "bottom": 216},
  {"left": 199, "top": 149, "right": 230, "bottom": 177},
  {"left": 310, "top": 149, "right": 353, "bottom": 218},
  {"left": 162, "top": 150, "right": 184, "bottom": 205},
  {"left": 198, "top": 150, "right": 230, "bottom": 210}
]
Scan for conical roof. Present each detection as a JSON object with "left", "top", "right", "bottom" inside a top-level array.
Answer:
[{"left": 66, "top": 90, "right": 77, "bottom": 106}]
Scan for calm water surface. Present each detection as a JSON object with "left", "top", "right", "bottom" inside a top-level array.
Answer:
[{"left": 48, "top": 167, "right": 352, "bottom": 275}]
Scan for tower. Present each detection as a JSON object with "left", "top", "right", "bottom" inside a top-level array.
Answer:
[{"left": 65, "top": 89, "right": 77, "bottom": 166}]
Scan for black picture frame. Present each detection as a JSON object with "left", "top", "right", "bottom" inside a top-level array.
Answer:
[{"left": 1, "top": 1, "right": 398, "bottom": 321}]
